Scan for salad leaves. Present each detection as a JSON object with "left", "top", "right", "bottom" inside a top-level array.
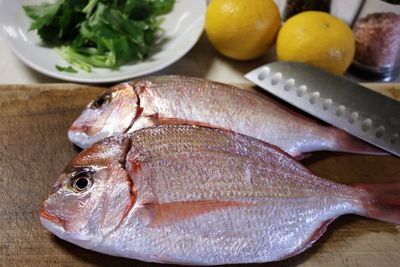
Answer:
[
  {"left": 23, "top": 0, "right": 175, "bottom": 72},
  {"left": 55, "top": 64, "right": 78, "bottom": 73}
]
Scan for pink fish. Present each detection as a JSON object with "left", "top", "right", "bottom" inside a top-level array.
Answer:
[
  {"left": 41, "top": 125, "right": 400, "bottom": 265},
  {"left": 68, "top": 75, "right": 384, "bottom": 158}
]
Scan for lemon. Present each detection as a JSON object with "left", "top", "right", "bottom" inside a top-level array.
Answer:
[
  {"left": 276, "top": 11, "right": 355, "bottom": 75},
  {"left": 205, "top": 0, "right": 280, "bottom": 60}
]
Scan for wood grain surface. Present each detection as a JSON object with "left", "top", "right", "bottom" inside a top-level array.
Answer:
[{"left": 0, "top": 83, "right": 399, "bottom": 267}]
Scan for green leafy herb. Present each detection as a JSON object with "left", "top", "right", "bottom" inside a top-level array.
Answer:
[
  {"left": 24, "top": 0, "right": 175, "bottom": 72},
  {"left": 55, "top": 65, "right": 78, "bottom": 73}
]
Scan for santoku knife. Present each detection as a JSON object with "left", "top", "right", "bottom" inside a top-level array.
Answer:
[{"left": 245, "top": 61, "right": 400, "bottom": 157}]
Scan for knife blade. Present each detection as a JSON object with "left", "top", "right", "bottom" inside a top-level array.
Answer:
[{"left": 245, "top": 61, "right": 400, "bottom": 157}]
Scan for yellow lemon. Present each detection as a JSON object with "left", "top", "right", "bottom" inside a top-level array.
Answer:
[
  {"left": 205, "top": 0, "right": 280, "bottom": 60},
  {"left": 276, "top": 11, "right": 355, "bottom": 75}
]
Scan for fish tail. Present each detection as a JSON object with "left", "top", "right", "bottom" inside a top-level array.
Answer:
[
  {"left": 353, "top": 182, "right": 400, "bottom": 224},
  {"left": 327, "top": 127, "right": 388, "bottom": 156}
]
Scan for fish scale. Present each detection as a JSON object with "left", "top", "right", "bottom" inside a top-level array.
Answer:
[
  {"left": 128, "top": 127, "right": 352, "bottom": 203},
  {"left": 41, "top": 125, "right": 400, "bottom": 265},
  {"left": 123, "top": 126, "right": 360, "bottom": 262},
  {"left": 68, "top": 76, "right": 385, "bottom": 158},
  {"left": 113, "top": 201, "right": 346, "bottom": 264}
]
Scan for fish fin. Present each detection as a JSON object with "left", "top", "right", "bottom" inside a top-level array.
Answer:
[
  {"left": 329, "top": 128, "right": 388, "bottom": 156},
  {"left": 307, "top": 218, "right": 335, "bottom": 245},
  {"left": 141, "top": 200, "right": 251, "bottom": 227},
  {"left": 281, "top": 218, "right": 336, "bottom": 260},
  {"left": 149, "top": 254, "right": 206, "bottom": 265},
  {"left": 155, "top": 116, "right": 217, "bottom": 128},
  {"left": 295, "top": 153, "right": 312, "bottom": 160},
  {"left": 156, "top": 116, "right": 246, "bottom": 136},
  {"left": 353, "top": 182, "right": 400, "bottom": 224}
]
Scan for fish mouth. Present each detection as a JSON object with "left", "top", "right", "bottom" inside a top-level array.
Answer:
[
  {"left": 68, "top": 129, "right": 95, "bottom": 148},
  {"left": 68, "top": 128, "right": 111, "bottom": 149},
  {"left": 39, "top": 207, "right": 95, "bottom": 246},
  {"left": 69, "top": 122, "right": 103, "bottom": 136},
  {"left": 39, "top": 207, "right": 66, "bottom": 228},
  {"left": 68, "top": 111, "right": 120, "bottom": 148}
]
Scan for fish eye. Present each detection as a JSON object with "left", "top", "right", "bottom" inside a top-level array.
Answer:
[
  {"left": 91, "top": 92, "right": 112, "bottom": 109},
  {"left": 71, "top": 169, "right": 94, "bottom": 192},
  {"left": 73, "top": 177, "right": 91, "bottom": 191}
]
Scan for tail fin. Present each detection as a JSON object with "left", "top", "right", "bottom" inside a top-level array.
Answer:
[
  {"left": 353, "top": 182, "right": 400, "bottom": 224},
  {"left": 328, "top": 127, "right": 388, "bottom": 156}
]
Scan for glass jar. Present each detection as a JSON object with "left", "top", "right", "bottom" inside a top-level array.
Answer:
[
  {"left": 350, "top": 0, "right": 400, "bottom": 81},
  {"left": 283, "top": 0, "right": 331, "bottom": 20}
]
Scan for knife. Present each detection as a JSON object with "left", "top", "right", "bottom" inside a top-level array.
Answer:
[{"left": 245, "top": 61, "right": 400, "bottom": 157}]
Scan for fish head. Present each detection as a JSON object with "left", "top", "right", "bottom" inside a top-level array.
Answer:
[
  {"left": 40, "top": 137, "right": 135, "bottom": 248},
  {"left": 68, "top": 83, "right": 139, "bottom": 148}
]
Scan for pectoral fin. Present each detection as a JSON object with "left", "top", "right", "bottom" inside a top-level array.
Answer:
[
  {"left": 140, "top": 200, "right": 252, "bottom": 227},
  {"left": 155, "top": 116, "right": 216, "bottom": 128}
]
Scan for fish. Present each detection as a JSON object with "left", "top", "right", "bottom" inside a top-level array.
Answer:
[
  {"left": 68, "top": 75, "right": 385, "bottom": 158},
  {"left": 41, "top": 125, "right": 400, "bottom": 265}
]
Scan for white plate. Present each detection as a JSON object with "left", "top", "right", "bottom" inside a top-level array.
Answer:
[{"left": 0, "top": 0, "right": 206, "bottom": 83}]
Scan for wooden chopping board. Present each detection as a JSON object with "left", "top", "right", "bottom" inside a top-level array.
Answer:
[{"left": 0, "top": 83, "right": 399, "bottom": 267}]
